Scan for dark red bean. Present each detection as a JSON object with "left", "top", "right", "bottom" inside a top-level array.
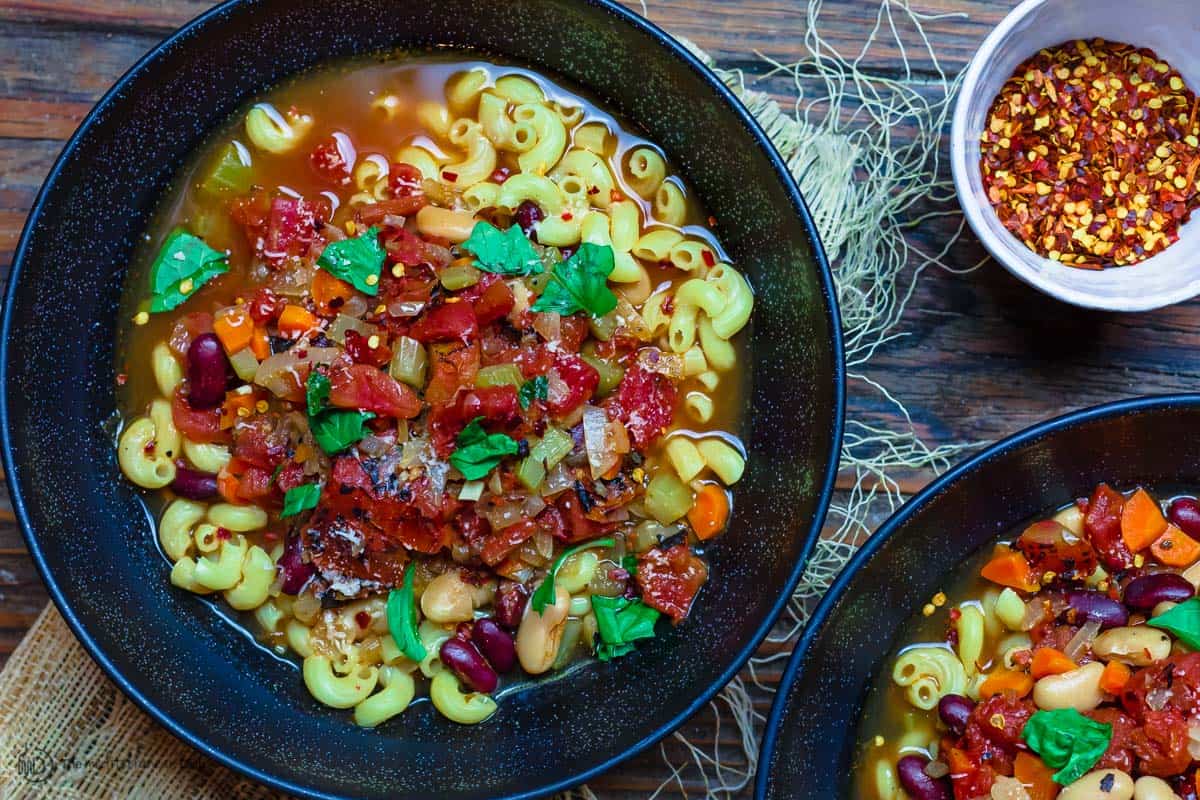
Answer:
[
  {"left": 937, "top": 694, "right": 974, "bottom": 737},
  {"left": 186, "top": 333, "right": 229, "bottom": 409},
  {"left": 440, "top": 638, "right": 498, "bottom": 694},
  {"left": 494, "top": 583, "right": 529, "bottom": 630},
  {"left": 472, "top": 618, "right": 517, "bottom": 673},
  {"left": 1124, "top": 572, "right": 1195, "bottom": 610},
  {"left": 171, "top": 466, "right": 217, "bottom": 500},
  {"left": 896, "top": 755, "right": 951, "bottom": 800},
  {"left": 1169, "top": 497, "right": 1200, "bottom": 539},
  {"left": 1064, "top": 589, "right": 1129, "bottom": 629},
  {"left": 514, "top": 201, "right": 544, "bottom": 240},
  {"left": 277, "top": 535, "right": 315, "bottom": 594}
]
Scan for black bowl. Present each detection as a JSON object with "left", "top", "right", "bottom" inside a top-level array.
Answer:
[
  {"left": 755, "top": 394, "right": 1200, "bottom": 799},
  {"left": 1, "top": 1, "right": 843, "bottom": 798}
]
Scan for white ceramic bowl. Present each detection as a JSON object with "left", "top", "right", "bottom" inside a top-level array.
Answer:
[{"left": 951, "top": 0, "right": 1200, "bottom": 311}]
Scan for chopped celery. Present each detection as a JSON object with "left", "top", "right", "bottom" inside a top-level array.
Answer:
[
  {"left": 228, "top": 347, "right": 260, "bottom": 382},
  {"left": 525, "top": 271, "right": 552, "bottom": 294},
  {"left": 458, "top": 480, "right": 485, "bottom": 501},
  {"left": 200, "top": 142, "right": 252, "bottom": 196},
  {"left": 516, "top": 452, "right": 547, "bottom": 491},
  {"left": 533, "top": 427, "right": 574, "bottom": 469},
  {"left": 440, "top": 263, "right": 481, "bottom": 291},
  {"left": 644, "top": 472, "right": 694, "bottom": 524},
  {"left": 475, "top": 363, "right": 524, "bottom": 389},
  {"left": 329, "top": 314, "right": 379, "bottom": 344},
  {"left": 582, "top": 354, "right": 624, "bottom": 398},
  {"left": 389, "top": 336, "right": 427, "bottom": 388},
  {"left": 589, "top": 312, "right": 618, "bottom": 342}
]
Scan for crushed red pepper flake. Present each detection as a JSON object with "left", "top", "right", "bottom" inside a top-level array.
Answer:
[{"left": 981, "top": 38, "right": 1200, "bottom": 268}]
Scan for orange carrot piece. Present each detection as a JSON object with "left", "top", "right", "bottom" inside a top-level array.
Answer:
[
  {"left": 1099, "top": 660, "right": 1132, "bottom": 694},
  {"left": 219, "top": 391, "right": 257, "bottom": 429},
  {"left": 978, "top": 668, "right": 1034, "bottom": 699},
  {"left": 687, "top": 484, "right": 731, "bottom": 541},
  {"left": 216, "top": 469, "right": 242, "bottom": 505},
  {"left": 250, "top": 326, "right": 271, "bottom": 360},
  {"left": 311, "top": 269, "right": 354, "bottom": 314},
  {"left": 1014, "top": 752, "right": 1057, "bottom": 800},
  {"left": 278, "top": 305, "right": 320, "bottom": 337},
  {"left": 1121, "top": 487, "right": 1168, "bottom": 552},
  {"left": 1151, "top": 524, "right": 1200, "bottom": 567},
  {"left": 212, "top": 308, "right": 254, "bottom": 354},
  {"left": 1030, "top": 647, "right": 1077, "bottom": 679},
  {"left": 980, "top": 550, "right": 1039, "bottom": 592}
]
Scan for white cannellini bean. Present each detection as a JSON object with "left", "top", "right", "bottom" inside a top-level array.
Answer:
[
  {"left": 420, "top": 571, "right": 475, "bottom": 623},
  {"left": 1134, "top": 776, "right": 1182, "bottom": 800},
  {"left": 1033, "top": 661, "right": 1105, "bottom": 711},
  {"left": 1092, "top": 626, "right": 1173, "bottom": 666},
  {"left": 1059, "top": 769, "right": 1134, "bottom": 800},
  {"left": 516, "top": 586, "right": 569, "bottom": 675}
]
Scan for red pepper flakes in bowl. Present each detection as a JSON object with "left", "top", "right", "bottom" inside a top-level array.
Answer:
[{"left": 980, "top": 38, "right": 1200, "bottom": 269}]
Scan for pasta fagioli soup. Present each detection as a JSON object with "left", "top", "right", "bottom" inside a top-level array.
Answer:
[
  {"left": 114, "top": 57, "right": 754, "bottom": 728},
  {"left": 857, "top": 485, "right": 1200, "bottom": 800}
]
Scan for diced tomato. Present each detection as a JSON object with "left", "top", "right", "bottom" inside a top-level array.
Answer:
[
  {"left": 1085, "top": 483, "right": 1134, "bottom": 571},
  {"left": 1016, "top": 519, "right": 1098, "bottom": 579},
  {"left": 378, "top": 261, "right": 437, "bottom": 308},
  {"left": 429, "top": 385, "right": 522, "bottom": 457},
  {"left": 515, "top": 343, "right": 556, "bottom": 380},
  {"left": 547, "top": 353, "right": 599, "bottom": 416},
  {"left": 231, "top": 417, "right": 288, "bottom": 470},
  {"left": 636, "top": 544, "right": 708, "bottom": 621},
  {"left": 480, "top": 519, "right": 538, "bottom": 566},
  {"left": 168, "top": 311, "right": 215, "bottom": 358},
  {"left": 408, "top": 301, "right": 478, "bottom": 344},
  {"left": 963, "top": 694, "right": 1034, "bottom": 755},
  {"left": 171, "top": 388, "right": 226, "bottom": 444},
  {"left": 946, "top": 746, "right": 996, "bottom": 800},
  {"left": 275, "top": 462, "right": 305, "bottom": 493},
  {"left": 425, "top": 340, "right": 481, "bottom": 407},
  {"left": 332, "top": 455, "right": 374, "bottom": 492},
  {"left": 310, "top": 136, "right": 351, "bottom": 185},
  {"left": 381, "top": 226, "right": 443, "bottom": 267},
  {"left": 458, "top": 274, "right": 514, "bottom": 326},
  {"left": 606, "top": 364, "right": 677, "bottom": 449},
  {"left": 344, "top": 329, "right": 392, "bottom": 368},
  {"left": 247, "top": 287, "right": 285, "bottom": 325},
  {"left": 454, "top": 509, "right": 491, "bottom": 550},
  {"left": 1122, "top": 653, "right": 1200, "bottom": 720},
  {"left": 1132, "top": 709, "right": 1192, "bottom": 776},
  {"left": 327, "top": 363, "right": 422, "bottom": 419},
  {"left": 388, "top": 162, "right": 424, "bottom": 199},
  {"left": 557, "top": 315, "right": 590, "bottom": 353},
  {"left": 1087, "top": 707, "right": 1137, "bottom": 773},
  {"left": 237, "top": 465, "right": 275, "bottom": 503},
  {"left": 557, "top": 491, "right": 616, "bottom": 543}
]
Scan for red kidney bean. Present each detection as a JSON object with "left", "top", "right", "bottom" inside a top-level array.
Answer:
[
  {"left": 472, "top": 618, "right": 517, "bottom": 673},
  {"left": 514, "top": 200, "right": 544, "bottom": 240},
  {"left": 937, "top": 694, "right": 974, "bottom": 737},
  {"left": 171, "top": 466, "right": 217, "bottom": 500},
  {"left": 494, "top": 583, "right": 529, "bottom": 630},
  {"left": 186, "top": 333, "right": 229, "bottom": 409},
  {"left": 440, "top": 638, "right": 498, "bottom": 694},
  {"left": 1064, "top": 589, "right": 1129, "bottom": 628},
  {"left": 277, "top": 535, "right": 315, "bottom": 594},
  {"left": 1124, "top": 572, "right": 1195, "bottom": 610},
  {"left": 896, "top": 755, "right": 951, "bottom": 800},
  {"left": 1169, "top": 497, "right": 1200, "bottom": 539}
]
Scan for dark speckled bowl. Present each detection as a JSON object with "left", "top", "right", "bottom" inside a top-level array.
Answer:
[
  {"left": 1, "top": 1, "right": 843, "bottom": 799},
  {"left": 756, "top": 395, "right": 1200, "bottom": 799}
]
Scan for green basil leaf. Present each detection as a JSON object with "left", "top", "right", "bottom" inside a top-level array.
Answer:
[
  {"left": 311, "top": 410, "right": 376, "bottom": 454},
  {"left": 386, "top": 562, "right": 427, "bottom": 663},
  {"left": 591, "top": 595, "right": 660, "bottom": 661},
  {"left": 306, "top": 371, "right": 331, "bottom": 418},
  {"left": 1148, "top": 597, "right": 1200, "bottom": 649},
  {"left": 148, "top": 229, "right": 229, "bottom": 312},
  {"left": 280, "top": 483, "right": 321, "bottom": 518},
  {"left": 518, "top": 375, "right": 549, "bottom": 410},
  {"left": 531, "top": 242, "right": 618, "bottom": 318},
  {"left": 462, "top": 221, "right": 543, "bottom": 276},
  {"left": 1021, "top": 708, "right": 1112, "bottom": 785},
  {"left": 621, "top": 554, "right": 638, "bottom": 578},
  {"left": 317, "top": 226, "right": 384, "bottom": 295},
  {"left": 449, "top": 416, "right": 520, "bottom": 481},
  {"left": 530, "top": 537, "right": 616, "bottom": 614},
  {"left": 269, "top": 463, "right": 285, "bottom": 485}
]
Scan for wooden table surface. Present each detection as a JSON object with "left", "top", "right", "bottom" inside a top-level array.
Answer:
[{"left": 3, "top": 0, "right": 1192, "bottom": 795}]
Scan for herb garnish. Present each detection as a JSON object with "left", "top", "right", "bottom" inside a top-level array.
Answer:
[
  {"left": 1021, "top": 708, "right": 1112, "bottom": 785},
  {"left": 532, "top": 242, "right": 618, "bottom": 318},
  {"left": 317, "top": 226, "right": 385, "bottom": 295},
  {"left": 591, "top": 595, "right": 660, "bottom": 660},
  {"left": 449, "top": 417, "right": 520, "bottom": 481},
  {"left": 530, "top": 537, "right": 615, "bottom": 614},
  {"left": 462, "top": 221, "right": 544, "bottom": 276},
  {"left": 280, "top": 484, "right": 321, "bottom": 518},
  {"left": 386, "top": 561, "right": 427, "bottom": 663},
  {"left": 518, "top": 375, "right": 549, "bottom": 409},
  {"left": 149, "top": 229, "right": 229, "bottom": 312},
  {"left": 1148, "top": 597, "right": 1200, "bottom": 649},
  {"left": 304, "top": 371, "right": 374, "bottom": 454}
]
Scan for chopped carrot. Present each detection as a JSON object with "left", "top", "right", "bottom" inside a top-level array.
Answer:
[
  {"left": 978, "top": 668, "right": 1034, "bottom": 699},
  {"left": 1151, "top": 524, "right": 1200, "bottom": 567},
  {"left": 945, "top": 747, "right": 973, "bottom": 775},
  {"left": 980, "top": 550, "right": 1039, "bottom": 592},
  {"left": 216, "top": 468, "right": 242, "bottom": 505},
  {"left": 1013, "top": 752, "right": 1057, "bottom": 800},
  {"left": 212, "top": 307, "right": 254, "bottom": 354},
  {"left": 250, "top": 326, "right": 271, "bottom": 360},
  {"left": 278, "top": 304, "right": 320, "bottom": 337},
  {"left": 1030, "top": 647, "right": 1077, "bottom": 679},
  {"left": 311, "top": 269, "right": 354, "bottom": 314},
  {"left": 1099, "top": 660, "right": 1132, "bottom": 694},
  {"left": 1121, "top": 487, "right": 1168, "bottom": 552},
  {"left": 687, "top": 483, "right": 730, "bottom": 540},
  {"left": 220, "top": 390, "right": 258, "bottom": 429}
]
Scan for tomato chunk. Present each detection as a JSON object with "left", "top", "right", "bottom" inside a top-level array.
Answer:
[
  {"left": 171, "top": 388, "right": 226, "bottom": 444},
  {"left": 408, "top": 301, "right": 478, "bottom": 344},
  {"left": 636, "top": 544, "right": 708, "bottom": 621},
  {"left": 327, "top": 363, "right": 422, "bottom": 419},
  {"left": 606, "top": 364, "right": 676, "bottom": 449},
  {"left": 1085, "top": 483, "right": 1134, "bottom": 571}
]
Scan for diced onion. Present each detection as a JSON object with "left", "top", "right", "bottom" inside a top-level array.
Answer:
[
  {"left": 253, "top": 347, "right": 340, "bottom": 398},
  {"left": 583, "top": 405, "right": 618, "bottom": 479},
  {"left": 1063, "top": 617, "right": 1102, "bottom": 662},
  {"left": 546, "top": 369, "right": 570, "bottom": 407},
  {"left": 228, "top": 347, "right": 260, "bottom": 382},
  {"left": 521, "top": 494, "right": 546, "bottom": 518},
  {"left": 637, "top": 348, "right": 685, "bottom": 379},
  {"left": 542, "top": 462, "right": 574, "bottom": 496},
  {"left": 1147, "top": 687, "right": 1171, "bottom": 712},
  {"left": 1188, "top": 724, "right": 1200, "bottom": 759},
  {"left": 328, "top": 314, "right": 379, "bottom": 344},
  {"left": 532, "top": 312, "right": 561, "bottom": 343},
  {"left": 481, "top": 501, "right": 524, "bottom": 531},
  {"left": 388, "top": 300, "right": 426, "bottom": 318}
]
